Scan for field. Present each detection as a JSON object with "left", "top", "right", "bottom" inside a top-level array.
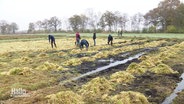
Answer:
[{"left": 0, "top": 33, "right": 184, "bottom": 104}]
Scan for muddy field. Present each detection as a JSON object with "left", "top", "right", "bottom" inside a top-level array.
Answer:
[{"left": 0, "top": 35, "right": 184, "bottom": 104}]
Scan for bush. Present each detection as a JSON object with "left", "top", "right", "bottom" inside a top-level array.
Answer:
[
  {"left": 166, "top": 25, "right": 177, "bottom": 33},
  {"left": 148, "top": 26, "right": 156, "bottom": 33}
]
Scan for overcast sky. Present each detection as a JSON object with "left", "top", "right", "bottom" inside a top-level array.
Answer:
[{"left": 0, "top": 0, "right": 183, "bottom": 31}]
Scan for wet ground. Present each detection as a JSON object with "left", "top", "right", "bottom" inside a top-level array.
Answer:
[{"left": 57, "top": 41, "right": 184, "bottom": 104}]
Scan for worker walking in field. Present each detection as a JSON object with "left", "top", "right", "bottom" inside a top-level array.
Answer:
[
  {"left": 93, "top": 32, "right": 96, "bottom": 46},
  {"left": 48, "top": 35, "right": 57, "bottom": 48},
  {"left": 76, "top": 32, "right": 81, "bottom": 46},
  {"left": 108, "top": 34, "right": 113, "bottom": 45},
  {"left": 79, "top": 39, "right": 89, "bottom": 51}
]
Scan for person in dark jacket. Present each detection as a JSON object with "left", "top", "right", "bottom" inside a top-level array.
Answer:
[
  {"left": 93, "top": 32, "right": 96, "bottom": 46},
  {"left": 108, "top": 34, "right": 113, "bottom": 45},
  {"left": 80, "top": 39, "right": 89, "bottom": 51},
  {"left": 48, "top": 35, "right": 57, "bottom": 48}
]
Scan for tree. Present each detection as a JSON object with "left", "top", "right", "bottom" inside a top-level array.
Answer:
[
  {"left": 158, "top": 0, "right": 180, "bottom": 31},
  {"left": 144, "top": 0, "right": 180, "bottom": 32},
  {"left": 36, "top": 20, "right": 42, "bottom": 31},
  {"left": 173, "top": 3, "right": 184, "bottom": 32},
  {"left": 118, "top": 13, "right": 129, "bottom": 32},
  {"left": 28, "top": 23, "right": 35, "bottom": 33},
  {"left": 49, "top": 16, "right": 61, "bottom": 32},
  {"left": 11, "top": 22, "right": 18, "bottom": 34},
  {"left": 6, "top": 24, "right": 12, "bottom": 34},
  {"left": 85, "top": 9, "right": 101, "bottom": 31},
  {"left": 131, "top": 13, "right": 144, "bottom": 32},
  {"left": 101, "top": 11, "right": 116, "bottom": 32},
  {"left": 144, "top": 8, "right": 160, "bottom": 30},
  {"left": 42, "top": 19, "right": 50, "bottom": 33},
  {"left": 80, "top": 14, "right": 89, "bottom": 32},
  {"left": 69, "top": 15, "right": 82, "bottom": 32},
  {"left": 98, "top": 15, "right": 106, "bottom": 31},
  {"left": 113, "top": 11, "right": 121, "bottom": 32},
  {"left": 0, "top": 20, "right": 8, "bottom": 34}
]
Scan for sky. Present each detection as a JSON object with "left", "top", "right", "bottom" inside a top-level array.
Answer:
[{"left": 0, "top": 0, "right": 183, "bottom": 31}]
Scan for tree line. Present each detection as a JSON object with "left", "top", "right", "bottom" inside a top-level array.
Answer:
[{"left": 1, "top": 0, "right": 184, "bottom": 34}]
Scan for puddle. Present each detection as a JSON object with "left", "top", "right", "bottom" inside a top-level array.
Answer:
[
  {"left": 98, "top": 58, "right": 114, "bottom": 63},
  {"left": 72, "top": 52, "right": 145, "bottom": 81},
  {"left": 97, "top": 52, "right": 131, "bottom": 63},
  {"left": 162, "top": 73, "right": 184, "bottom": 104},
  {"left": 121, "top": 53, "right": 130, "bottom": 57}
]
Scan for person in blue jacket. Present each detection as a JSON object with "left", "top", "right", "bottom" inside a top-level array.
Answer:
[
  {"left": 48, "top": 35, "right": 57, "bottom": 48},
  {"left": 79, "top": 39, "right": 89, "bottom": 51}
]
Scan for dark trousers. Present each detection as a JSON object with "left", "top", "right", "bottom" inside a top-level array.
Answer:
[
  {"left": 93, "top": 39, "right": 96, "bottom": 46},
  {"left": 108, "top": 40, "right": 113, "bottom": 45},
  {"left": 51, "top": 41, "right": 57, "bottom": 48}
]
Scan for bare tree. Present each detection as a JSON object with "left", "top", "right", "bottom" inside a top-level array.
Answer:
[
  {"left": 36, "top": 20, "right": 42, "bottom": 31},
  {"left": 49, "top": 16, "right": 61, "bottom": 32},
  {"left": 69, "top": 15, "right": 82, "bottom": 32},
  {"left": 113, "top": 11, "right": 121, "bottom": 32},
  {"left": 100, "top": 11, "right": 116, "bottom": 32},
  {"left": 42, "top": 19, "right": 50, "bottom": 33},
  {"left": 118, "top": 13, "right": 129, "bottom": 32},
  {"left": 131, "top": 13, "right": 144, "bottom": 32},
  {"left": 27, "top": 22, "right": 35, "bottom": 33},
  {"left": 85, "top": 9, "right": 101, "bottom": 31},
  {"left": 80, "top": 14, "right": 89, "bottom": 32},
  {"left": 98, "top": 15, "right": 106, "bottom": 31},
  {"left": 11, "top": 22, "right": 18, "bottom": 34},
  {"left": 0, "top": 20, "right": 8, "bottom": 34}
]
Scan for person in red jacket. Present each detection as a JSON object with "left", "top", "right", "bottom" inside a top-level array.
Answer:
[{"left": 75, "top": 32, "right": 81, "bottom": 46}]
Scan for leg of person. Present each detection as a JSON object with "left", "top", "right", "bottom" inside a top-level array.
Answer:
[
  {"left": 51, "top": 41, "right": 54, "bottom": 48},
  {"left": 94, "top": 39, "right": 96, "bottom": 46},
  {"left": 54, "top": 41, "right": 57, "bottom": 48},
  {"left": 85, "top": 44, "right": 88, "bottom": 51},
  {"left": 111, "top": 40, "right": 113, "bottom": 45},
  {"left": 80, "top": 44, "right": 83, "bottom": 50},
  {"left": 77, "top": 39, "right": 80, "bottom": 46}
]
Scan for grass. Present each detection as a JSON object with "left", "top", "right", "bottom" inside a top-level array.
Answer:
[
  {"left": 117, "top": 33, "right": 184, "bottom": 39},
  {"left": 1, "top": 33, "right": 184, "bottom": 43}
]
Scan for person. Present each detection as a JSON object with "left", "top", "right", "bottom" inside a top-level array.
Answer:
[
  {"left": 93, "top": 32, "right": 96, "bottom": 46},
  {"left": 120, "top": 30, "right": 123, "bottom": 36},
  {"left": 118, "top": 31, "right": 120, "bottom": 36},
  {"left": 108, "top": 34, "right": 113, "bottom": 45},
  {"left": 79, "top": 39, "right": 89, "bottom": 51},
  {"left": 48, "top": 35, "right": 57, "bottom": 48},
  {"left": 75, "top": 32, "right": 81, "bottom": 46}
]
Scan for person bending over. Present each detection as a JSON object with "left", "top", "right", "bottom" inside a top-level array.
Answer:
[
  {"left": 108, "top": 34, "right": 113, "bottom": 45},
  {"left": 80, "top": 39, "right": 89, "bottom": 51},
  {"left": 48, "top": 35, "right": 57, "bottom": 48}
]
